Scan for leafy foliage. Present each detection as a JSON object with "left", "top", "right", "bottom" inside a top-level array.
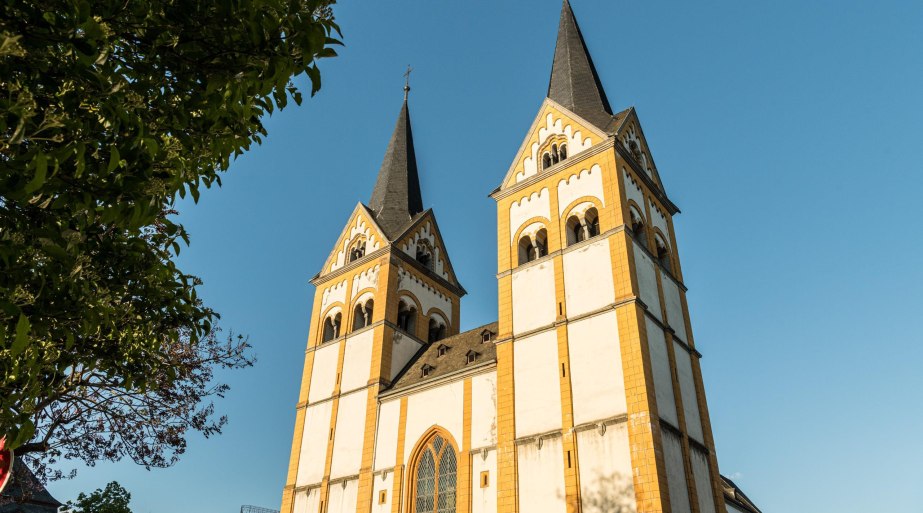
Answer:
[
  {"left": 0, "top": 0, "right": 340, "bottom": 453},
  {"left": 69, "top": 481, "right": 133, "bottom": 513}
]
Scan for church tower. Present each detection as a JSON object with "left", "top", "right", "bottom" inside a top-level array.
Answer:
[
  {"left": 491, "top": 2, "right": 728, "bottom": 513},
  {"left": 280, "top": 89, "right": 466, "bottom": 513}
]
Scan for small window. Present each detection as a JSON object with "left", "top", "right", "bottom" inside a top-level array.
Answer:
[
  {"left": 559, "top": 144, "right": 567, "bottom": 160},
  {"left": 542, "top": 153, "right": 552, "bottom": 170},
  {"left": 437, "top": 344, "right": 449, "bottom": 357},
  {"left": 416, "top": 245, "right": 433, "bottom": 270},
  {"left": 397, "top": 300, "right": 417, "bottom": 334},
  {"left": 482, "top": 331, "right": 493, "bottom": 343},
  {"left": 655, "top": 233, "right": 672, "bottom": 272},
  {"left": 629, "top": 206, "right": 645, "bottom": 241},
  {"left": 566, "top": 215, "right": 584, "bottom": 246},
  {"left": 421, "top": 364, "right": 434, "bottom": 377},
  {"left": 378, "top": 490, "right": 387, "bottom": 504},
  {"left": 322, "top": 313, "right": 342, "bottom": 342},
  {"left": 348, "top": 240, "right": 366, "bottom": 262},
  {"left": 466, "top": 351, "right": 480, "bottom": 364},
  {"left": 551, "top": 144, "right": 560, "bottom": 164},
  {"left": 518, "top": 235, "right": 533, "bottom": 265},
  {"left": 352, "top": 299, "right": 374, "bottom": 331},
  {"left": 585, "top": 207, "right": 600, "bottom": 238},
  {"left": 428, "top": 318, "right": 446, "bottom": 343},
  {"left": 533, "top": 229, "right": 548, "bottom": 258},
  {"left": 480, "top": 471, "right": 490, "bottom": 488}
]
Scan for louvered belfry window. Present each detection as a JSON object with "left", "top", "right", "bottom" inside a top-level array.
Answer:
[{"left": 413, "top": 434, "right": 457, "bottom": 513}]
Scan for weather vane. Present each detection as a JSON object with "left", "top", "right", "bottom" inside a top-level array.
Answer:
[{"left": 403, "top": 65, "right": 413, "bottom": 99}]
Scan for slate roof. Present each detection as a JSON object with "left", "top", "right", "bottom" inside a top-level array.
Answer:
[
  {"left": 368, "top": 95, "right": 424, "bottom": 240},
  {"left": 548, "top": 0, "right": 617, "bottom": 132},
  {"left": 720, "top": 474, "right": 762, "bottom": 513},
  {"left": 0, "top": 460, "right": 62, "bottom": 513},
  {"left": 387, "top": 322, "right": 499, "bottom": 392}
]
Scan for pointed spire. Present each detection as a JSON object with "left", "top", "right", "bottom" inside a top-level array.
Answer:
[
  {"left": 547, "top": 0, "right": 614, "bottom": 129},
  {"left": 368, "top": 87, "right": 423, "bottom": 239}
]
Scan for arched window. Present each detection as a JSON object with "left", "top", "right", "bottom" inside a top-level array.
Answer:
[
  {"left": 397, "top": 300, "right": 417, "bottom": 335},
  {"left": 518, "top": 235, "right": 533, "bottom": 265},
  {"left": 349, "top": 239, "right": 366, "bottom": 262},
  {"left": 428, "top": 318, "right": 447, "bottom": 343},
  {"left": 559, "top": 144, "right": 567, "bottom": 160},
  {"left": 551, "top": 144, "right": 560, "bottom": 164},
  {"left": 542, "top": 153, "right": 552, "bottom": 170},
  {"left": 352, "top": 299, "right": 374, "bottom": 331},
  {"left": 416, "top": 245, "right": 433, "bottom": 270},
  {"left": 566, "top": 215, "right": 584, "bottom": 246},
  {"left": 585, "top": 207, "right": 600, "bottom": 237},
  {"left": 629, "top": 205, "right": 645, "bottom": 243},
  {"left": 322, "top": 312, "right": 341, "bottom": 342},
  {"left": 412, "top": 434, "right": 458, "bottom": 513},
  {"left": 655, "top": 233, "right": 672, "bottom": 273},
  {"left": 533, "top": 229, "right": 548, "bottom": 259}
]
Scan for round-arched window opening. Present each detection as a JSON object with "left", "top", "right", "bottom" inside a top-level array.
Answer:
[
  {"left": 349, "top": 240, "right": 366, "bottom": 262},
  {"left": 542, "top": 153, "right": 552, "bottom": 170},
  {"left": 397, "top": 300, "right": 417, "bottom": 335},
  {"left": 629, "top": 206, "right": 646, "bottom": 243},
  {"left": 584, "top": 207, "right": 600, "bottom": 238},
  {"left": 428, "top": 318, "right": 447, "bottom": 343},
  {"left": 518, "top": 235, "right": 534, "bottom": 265},
  {"left": 566, "top": 215, "right": 584, "bottom": 246},
  {"left": 352, "top": 299, "right": 374, "bottom": 331},
  {"left": 655, "top": 234, "right": 672, "bottom": 273},
  {"left": 322, "top": 312, "right": 342, "bottom": 342},
  {"left": 559, "top": 144, "right": 567, "bottom": 160}
]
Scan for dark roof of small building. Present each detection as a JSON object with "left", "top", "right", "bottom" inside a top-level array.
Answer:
[
  {"left": 387, "top": 322, "right": 499, "bottom": 392},
  {"left": 721, "top": 474, "right": 762, "bottom": 513},
  {"left": 548, "top": 0, "right": 616, "bottom": 132},
  {"left": 0, "top": 459, "right": 62, "bottom": 513},
  {"left": 368, "top": 96, "right": 424, "bottom": 240}
]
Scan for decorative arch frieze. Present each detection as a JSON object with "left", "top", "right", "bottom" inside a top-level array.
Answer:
[
  {"left": 400, "top": 221, "right": 450, "bottom": 280},
  {"left": 329, "top": 214, "right": 382, "bottom": 273},
  {"left": 509, "top": 188, "right": 551, "bottom": 243},
  {"left": 557, "top": 164, "right": 605, "bottom": 215},
  {"left": 397, "top": 267, "right": 453, "bottom": 327}
]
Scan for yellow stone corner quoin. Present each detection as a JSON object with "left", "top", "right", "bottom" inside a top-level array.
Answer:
[{"left": 280, "top": 2, "right": 761, "bottom": 513}]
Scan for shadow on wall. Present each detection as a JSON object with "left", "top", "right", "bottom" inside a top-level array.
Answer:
[{"left": 560, "top": 471, "right": 636, "bottom": 513}]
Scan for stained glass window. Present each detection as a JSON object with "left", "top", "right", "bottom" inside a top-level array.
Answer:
[{"left": 413, "top": 434, "right": 457, "bottom": 513}]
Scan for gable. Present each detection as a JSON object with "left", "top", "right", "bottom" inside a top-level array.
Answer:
[
  {"left": 500, "top": 98, "right": 608, "bottom": 190},
  {"left": 320, "top": 203, "right": 388, "bottom": 276},
  {"left": 615, "top": 108, "right": 665, "bottom": 192},
  {"left": 393, "top": 211, "right": 461, "bottom": 287}
]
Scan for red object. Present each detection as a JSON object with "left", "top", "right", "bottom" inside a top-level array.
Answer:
[{"left": 0, "top": 437, "right": 12, "bottom": 494}]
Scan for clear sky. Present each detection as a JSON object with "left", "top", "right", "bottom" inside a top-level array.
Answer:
[{"left": 46, "top": 1, "right": 923, "bottom": 512}]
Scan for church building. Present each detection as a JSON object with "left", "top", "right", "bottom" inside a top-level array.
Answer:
[{"left": 280, "top": 2, "right": 761, "bottom": 513}]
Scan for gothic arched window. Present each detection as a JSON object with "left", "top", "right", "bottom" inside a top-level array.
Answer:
[{"left": 412, "top": 434, "right": 458, "bottom": 513}]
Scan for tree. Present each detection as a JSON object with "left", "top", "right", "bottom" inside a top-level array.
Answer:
[
  {"left": 0, "top": 0, "right": 340, "bottom": 460},
  {"left": 69, "top": 481, "right": 133, "bottom": 513}
]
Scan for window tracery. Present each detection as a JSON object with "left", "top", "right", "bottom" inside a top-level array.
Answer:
[{"left": 412, "top": 434, "right": 457, "bottom": 513}]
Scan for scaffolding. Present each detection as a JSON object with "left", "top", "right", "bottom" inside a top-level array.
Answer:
[{"left": 240, "top": 506, "right": 279, "bottom": 513}]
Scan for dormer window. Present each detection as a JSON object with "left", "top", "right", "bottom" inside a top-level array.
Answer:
[
  {"left": 481, "top": 330, "right": 494, "bottom": 343},
  {"left": 421, "top": 364, "right": 434, "bottom": 377},
  {"left": 437, "top": 344, "right": 449, "bottom": 357},
  {"left": 466, "top": 350, "right": 480, "bottom": 364}
]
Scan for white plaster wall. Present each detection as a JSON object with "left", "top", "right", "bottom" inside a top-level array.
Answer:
[
  {"left": 623, "top": 168, "right": 645, "bottom": 210},
  {"left": 330, "top": 391, "right": 368, "bottom": 479},
  {"left": 296, "top": 401, "right": 333, "bottom": 486},
  {"left": 661, "top": 271, "right": 688, "bottom": 343},
  {"left": 563, "top": 238, "right": 615, "bottom": 318},
  {"left": 662, "top": 430, "right": 692, "bottom": 513},
  {"left": 514, "top": 331, "right": 563, "bottom": 437},
  {"left": 511, "top": 261, "right": 557, "bottom": 335},
  {"left": 371, "top": 472, "right": 394, "bottom": 513},
  {"left": 691, "top": 448, "right": 717, "bottom": 513},
  {"left": 397, "top": 268, "right": 453, "bottom": 323},
  {"left": 509, "top": 188, "right": 551, "bottom": 242},
  {"left": 390, "top": 332, "right": 424, "bottom": 381},
  {"left": 308, "top": 342, "right": 340, "bottom": 404},
  {"left": 321, "top": 280, "right": 348, "bottom": 314},
  {"left": 403, "top": 381, "right": 464, "bottom": 463},
  {"left": 330, "top": 213, "right": 382, "bottom": 272},
  {"left": 400, "top": 221, "right": 450, "bottom": 280},
  {"left": 471, "top": 372, "right": 498, "bottom": 449},
  {"left": 517, "top": 113, "right": 595, "bottom": 183},
  {"left": 568, "top": 312, "right": 627, "bottom": 426},
  {"left": 633, "top": 244, "right": 662, "bottom": 320},
  {"left": 651, "top": 205, "right": 669, "bottom": 239},
  {"left": 517, "top": 437, "right": 567, "bottom": 513},
  {"left": 341, "top": 330, "right": 373, "bottom": 394},
  {"left": 351, "top": 265, "right": 380, "bottom": 294},
  {"left": 293, "top": 487, "right": 321, "bottom": 513},
  {"left": 675, "top": 345, "right": 704, "bottom": 443},
  {"left": 576, "top": 424, "right": 636, "bottom": 513},
  {"left": 646, "top": 318, "right": 678, "bottom": 427},
  {"left": 557, "top": 164, "right": 605, "bottom": 215},
  {"left": 471, "top": 449, "right": 498, "bottom": 513},
  {"left": 326, "top": 479, "right": 358, "bottom": 513},
  {"left": 374, "top": 400, "right": 400, "bottom": 471}
]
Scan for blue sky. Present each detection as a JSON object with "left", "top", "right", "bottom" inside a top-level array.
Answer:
[{"left": 47, "top": 1, "right": 923, "bottom": 511}]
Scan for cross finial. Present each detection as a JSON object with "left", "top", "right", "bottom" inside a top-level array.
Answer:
[{"left": 403, "top": 65, "right": 413, "bottom": 100}]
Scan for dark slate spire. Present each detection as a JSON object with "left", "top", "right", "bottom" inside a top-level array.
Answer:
[
  {"left": 547, "top": 0, "right": 614, "bottom": 129},
  {"left": 368, "top": 90, "right": 424, "bottom": 239}
]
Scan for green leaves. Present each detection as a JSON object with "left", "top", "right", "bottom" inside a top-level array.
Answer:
[{"left": 0, "top": 0, "right": 341, "bottom": 454}]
